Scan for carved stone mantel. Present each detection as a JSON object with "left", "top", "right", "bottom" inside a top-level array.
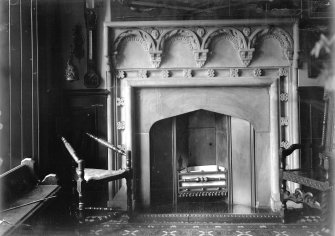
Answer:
[
  {"left": 104, "top": 19, "right": 299, "bottom": 212},
  {"left": 108, "top": 19, "right": 294, "bottom": 69}
]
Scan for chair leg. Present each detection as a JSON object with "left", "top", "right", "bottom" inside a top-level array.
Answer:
[
  {"left": 320, "top": 190, "right": 331, "bottom": 234},
  {"left": 280, "top": 180, "right": 288, "bottom": 223},
  {"left": 77, "top": 178, "right": 85, "bottom": 221},
  {"left": 126, "top": 176, "right": 132, "bottom": 215}
]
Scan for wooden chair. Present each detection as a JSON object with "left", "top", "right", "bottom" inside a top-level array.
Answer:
[
  {"left": 60, "top": 133, "right": 132, "bottom": 223},
  {"left": 280, "top": 91, "right": 334, "bottom": 234}
]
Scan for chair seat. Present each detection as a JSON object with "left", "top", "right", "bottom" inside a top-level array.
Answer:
[{"left": 76, "top": 168, "right": 127, "bottom": 182}]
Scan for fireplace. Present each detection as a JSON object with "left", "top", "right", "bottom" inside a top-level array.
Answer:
[
  {"left": 150, "top": 110, "right": 256, "bottom": 210},
  {"left": 104, "top": 19, "right": 300, "bottom": 214}
]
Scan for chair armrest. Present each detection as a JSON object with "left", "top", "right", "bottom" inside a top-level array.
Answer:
[
  {"left": 281, "top": 144, "right": 302, "bottom": 158},
  {"left": 61, "top": 137, "right": 81, "bottom": 164}
]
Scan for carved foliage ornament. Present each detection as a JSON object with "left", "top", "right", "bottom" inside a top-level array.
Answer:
[
  {"left": 112, "top": 26, "right": 293, "bottom": 69},
  {"left": 230, "top": 68, "right": 239, "bottom": 77},
  {"left": 161, "top": 70, "right": 170, "bottom": 78},
  {"left": 207, "top": 69, "right": 215, "bottom": 78},
  {"left": 183, "top": 69, "right": 192, "bottom": 78},
  {"left": 117, "top": 121, "right": 125, "bottom": 130},
  {"left": 116, "top": 97, "right": 125, "bottom": 106},
  {"left": 253, "top": 68, "right": 263, "bottom": 77}
]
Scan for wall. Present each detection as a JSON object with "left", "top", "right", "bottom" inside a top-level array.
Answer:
[
  {"left": 54, "top": 1, "right": 330, "bottom": 92},
  {"left": 0, "top": 0, "right": 39, "bottom": 173},
  {"left": 18, "top": 0, "right": 330, "bottom": 178}
]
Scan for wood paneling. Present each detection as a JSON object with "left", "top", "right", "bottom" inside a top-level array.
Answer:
[
  {"left": 0, "top": 0, "right": 39, "bottom": 173},
  {"left": 0, "top": 0, "right": 10, "bottom": 173}
]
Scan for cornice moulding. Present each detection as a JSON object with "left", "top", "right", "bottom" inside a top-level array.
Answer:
[{"left": 104, "top": 18, "right": 297, "bottom": 28}]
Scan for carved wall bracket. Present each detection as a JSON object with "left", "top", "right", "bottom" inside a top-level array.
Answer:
[
  {"left": 239, "top": 49, "right": 255, "bottom": 67},
  {"left": 149, "top": 50, "right": 162, "bottom": 68}
]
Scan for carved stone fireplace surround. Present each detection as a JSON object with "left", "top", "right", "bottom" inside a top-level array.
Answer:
[{"left": 103, "top": 19, "right": 300, "bottom": 213}]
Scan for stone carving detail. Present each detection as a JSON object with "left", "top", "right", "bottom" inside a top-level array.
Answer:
[
  {"left": 138, "top": 69, "right": 148, "bottom": 78},
  {"left": 253, "top": 68, "right": 263, "bottom": 77},
  {"left": 117, "top": 121, "right": 125, "bottom": 130},
  {"left": 116, "top": 70, "right": 126, "bottom": 79},
  {"left": 159, "top": 29, "right": 201, "bottom": 52},
  {"left": 280, "top": 93, "right": 289, "bottom": 102},
  {"left": 116, "top": 97, "right": 125, "bottom": 106},
  {"left": 278, "top": 67, "right": 289, "bottom": 77},
  {"left": 161, "top": 70, "right": 170, "bottom": 78},
  {"left": 280, "top": 141, "right": 290, "bottom": 149},
  {"left": 230, "top": 68, "right": 239, "bottom": 77},
  {"left": 183, "top": 69, "right": 192, "bottom": 78},
  {"left": 206, "top": 69, "right": 215, "bottom": 77},
  {"left": 239, "top": 49, "right": 255, "bottom": 66},
  {"left": 117, "top": 144, "right": 126, "bottom": 152},
  {"left": 112, "top": 25, "right": 293, "bottom": 68},
  {"left": 280, "top": 117, "right": 289, "bottom": 126},
  {"left": 149, "top": 50, "right": 162, "bottom": 68},
  {"left": 197, "top": 28, "right": 205, "bottom": 37},
  {"left": 113, "top": 29, "right": 155, "bottom": 52},
  {"left": 194, "top": 49, "right": 209, "bottom": 68},
  {"left": 255, "top": 27, "right": 294, "bottom": 63},
  {"left": 151, "top": 29, "right": 160, "bottom": 39},
  {"left": 243, "top": 27, "right": 251, "bottom": 37}
]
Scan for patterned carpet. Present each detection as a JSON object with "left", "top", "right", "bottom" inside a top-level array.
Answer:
[
  {"left": 79, "top": 215, "right": 326, "bottom": 236},
  {"left": 84, "top": 221, "right": 323, "bottom": 236}
]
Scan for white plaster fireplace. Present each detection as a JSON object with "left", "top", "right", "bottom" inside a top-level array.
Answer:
[{"left": 104, "top": 19, "right": 300, "bottom": 213}]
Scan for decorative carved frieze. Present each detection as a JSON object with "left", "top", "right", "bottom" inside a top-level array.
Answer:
[
  {"left": 111, "top": 25, "right": 294, "bottom": 69},
  {"left": 116, "top": 70, "right": 126, "bottom": 79},
  {"left": 116, "top": 97, "right": 125, "bottom": 106},
  {"left": 183, "top": 69, "right": 192, "bottom": 78},
  {"left": 206, "top": 69, "right": 215, "bottom": 78},
  {"left": 230, "top": 68, "right": 239, "bottom": 77},
  {"left": 161, "top": 70, "right": 170, "bottom": 78},
  {"left": 280, "top": 93, "right": 289, "bottom": 102},
  {"left": 256, "top": 27, "right": 294, "bottom": 63},
  {"left": 278, "top": 67, "right": 289, "bottom": 77},
  {"left": 138, "top": 69, "right": 148, "bottom": 79},
  {"left": 253, "top": 68, "right": 263, "bottom": 77},
  {"left": 117, "top": 121, "right": 125, "bottom": 130},
  {"left": 280, "top": 117, "right": 289, "bottom": 126}
]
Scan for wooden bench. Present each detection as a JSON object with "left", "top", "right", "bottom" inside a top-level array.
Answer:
[{"left": 0, "top": 158, "right": 60, "bottom": 236}]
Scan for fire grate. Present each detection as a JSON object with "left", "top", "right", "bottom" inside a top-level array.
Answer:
[{"left": 178, "top": 165, "right": 228, "bottom": 198}]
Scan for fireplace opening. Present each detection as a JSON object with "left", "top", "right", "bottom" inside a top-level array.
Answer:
[{"left": 149, "top": 109, "right": 255, "bottom": 213}]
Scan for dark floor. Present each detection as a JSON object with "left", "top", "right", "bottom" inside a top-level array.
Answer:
[{"left": 9, "top": 190, "right": 327, "bottom": 236}]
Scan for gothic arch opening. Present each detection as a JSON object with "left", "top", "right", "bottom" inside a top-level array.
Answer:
[{"left": 149, "top": 109, "right": 255, "bottom": 213}]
